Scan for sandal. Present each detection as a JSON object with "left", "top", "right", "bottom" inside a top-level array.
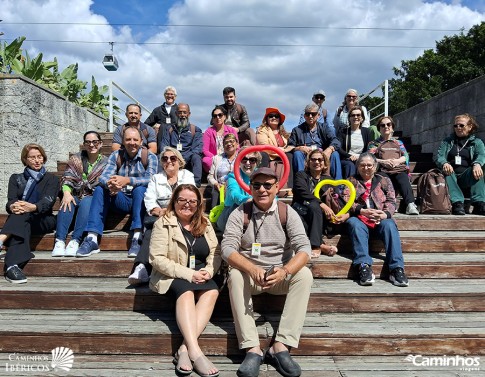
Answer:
[
  {"left": 192, "top": 354, "right": 219, "bottom": 377},
  {"left": 320, "top": 243, "right": 338, "bottom": 257},
  {"left": 173, "top": 350, "right": 192, "bottom": 375},
  {"left": 311, "top": 249, "right": 321, "bottom": 259}
]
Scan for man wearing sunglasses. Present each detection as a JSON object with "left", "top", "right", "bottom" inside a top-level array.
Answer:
[
  {"left": 112, "top": 104, "right": 158, "bottom": 154},
  {"left": 289, "top": 103, "right": 342, "bottom": 180},
  {"left": 76, "top": 126, "right": 158, "bottom": 258},
  {"left": 222, "top": 167, "right": 312, "bottom": 377}
]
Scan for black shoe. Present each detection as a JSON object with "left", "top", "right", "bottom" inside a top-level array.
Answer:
[
  {"left": 472, "top": 201, "right": 485, "bottom": 216},
  {"left": 237, "top": 351, "right": 263, "bottom": 377},
  {"left": 452, "top": 202, "right": 466, "bottom": 215},
  {"left": 265, "top": 350, "right": 301, "bottom": 377},
  {"left": 358, "top": 263, "right": 375, "bottom": 286},
  {"left": 5, "top": 265, "right": 27, "bottom": 284},
  {"left": 390, "top": 267, "right": 409, "bottom": 287}
]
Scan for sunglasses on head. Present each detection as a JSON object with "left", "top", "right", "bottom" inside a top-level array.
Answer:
[
  {"left": 161, "top": 155, "right": 178, "bottom": 163},
  {"left": 242, "top": 157, "right": 258, "bottom": 164},
  {"left": 251, "top": 182, "right": 276, "bottom": 190}
]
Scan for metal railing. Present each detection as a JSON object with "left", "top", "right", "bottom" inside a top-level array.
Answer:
[
  {"left": 360, "top": 80, "right": 388, "bottom": 123},
  {"left": 108, "top": 81, "right": 151, "bottom": 132}
]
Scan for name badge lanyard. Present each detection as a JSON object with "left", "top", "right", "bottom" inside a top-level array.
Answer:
[
  {"left": 178, "top": 222, "right": 196, "bottom": 269},
  {"left": 251, "top": 212, "right": 267, "bottom": 257},
  {"left": 455, "top": 139, "right": 470, "bottom": 165}
]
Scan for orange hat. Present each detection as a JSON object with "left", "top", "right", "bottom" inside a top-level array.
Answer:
[{"left": 263, "top": 107, "right": 286, "bottom": 124}]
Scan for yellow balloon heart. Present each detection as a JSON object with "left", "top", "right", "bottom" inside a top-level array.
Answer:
[
  {"left": 209, "top": 185, "right": 225, "bottom": 223},
  {"left": 313, "top": 179, "right": 356, "bottom": 217}
]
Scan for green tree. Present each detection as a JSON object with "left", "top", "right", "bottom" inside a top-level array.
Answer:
[{"left": 390, "top": 22, "right": 485, "bottom": 114}]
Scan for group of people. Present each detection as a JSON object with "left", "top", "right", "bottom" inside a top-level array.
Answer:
[{"left": 1, "top": 83, "right": 484, "bottom": 377}]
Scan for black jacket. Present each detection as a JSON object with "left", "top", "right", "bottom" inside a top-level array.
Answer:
[{"left": 337, "top": 126, "right": 372, "bottom": 160}]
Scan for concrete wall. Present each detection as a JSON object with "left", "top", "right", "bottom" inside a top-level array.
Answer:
[
  {"left": 0, "top": 75, "right": 108, "bottom": 209},
  {"left": 394, "top": 74, "right": 485, "bottom": 155}
]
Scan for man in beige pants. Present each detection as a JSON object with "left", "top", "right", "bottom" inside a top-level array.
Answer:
[{"left": 221, "top": 167, "right": 313, "bottom": 377}]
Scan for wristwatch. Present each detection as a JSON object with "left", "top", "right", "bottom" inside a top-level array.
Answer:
[{"left": 283, "top": 266, "right": 292, "bottom": 281}]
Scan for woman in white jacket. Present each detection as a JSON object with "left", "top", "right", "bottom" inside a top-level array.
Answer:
[{"left": 128, "top": 146, "right": 195, "bottom": 285}]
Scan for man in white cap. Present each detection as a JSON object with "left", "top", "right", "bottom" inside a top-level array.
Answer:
[{"left": 299, "top": 89, "right": 328, "bottom": 125}]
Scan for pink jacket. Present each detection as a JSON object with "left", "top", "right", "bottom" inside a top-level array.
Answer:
[{"left": 202, "top": 125, "right": 239, "bottom": 159}]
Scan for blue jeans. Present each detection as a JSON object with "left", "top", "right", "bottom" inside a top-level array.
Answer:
[
  {"left": 346, "top": 216, "right": 404, "bottom": 271},
  {"left": 85, "top": 185, "right": 147, "bottom": 235},
  {"left": 55, "top": 195, "right": 93, "bottom": 242},
  {"left": 293, "top": 150, "right": 342, "bottom": 179}
]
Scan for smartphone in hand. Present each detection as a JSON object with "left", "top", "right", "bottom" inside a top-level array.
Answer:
[{"left": 264, "top": 265, "right": 276, "bottom": 281}]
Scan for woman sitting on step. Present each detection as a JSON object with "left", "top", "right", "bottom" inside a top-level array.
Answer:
[
  {"left": 52, "top": 131, "right": 108, "bottom": 257},
  {"left": 368, "top": 116, "right": 419, "bottom": 215},
  {"left": 434, "top": 113, "right": 485, "bottom": 215},
  {"left": 128, "top": 147, "right": 195, "bottom": 286},
  {"left": 0, "top": 143, "right": 58, "bottom": 283},
  {"left": 150, "top": 184, "right": 221, "bottom": 377}
]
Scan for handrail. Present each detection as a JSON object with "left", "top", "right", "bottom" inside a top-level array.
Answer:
[
  {"left": 360, "top": 80, "right": 388, "bottom": 123},
  {"left": 108, "top": 80, "right": 151, "bottom": 132}
]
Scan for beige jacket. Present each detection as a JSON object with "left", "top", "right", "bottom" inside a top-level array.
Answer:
[
  {"left": 149, "top": 213, "right": 221, "bottom": 294},
  {"left": 256, "top": 125, "right": 293, "bottom": 159}
]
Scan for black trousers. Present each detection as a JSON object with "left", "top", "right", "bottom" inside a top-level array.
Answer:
[
  {"left": 131, "top": 216, "right": 156, "bottom": 275},
  {"left": 1, "top": 212, "right": 56, "bottom": 270},
  {"left": 388, "top": 172, "right": 415, "bottom": 210}
]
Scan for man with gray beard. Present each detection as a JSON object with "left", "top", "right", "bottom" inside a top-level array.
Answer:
[{"left": 159, "top": 103, "right": 203, "bottom": 186}]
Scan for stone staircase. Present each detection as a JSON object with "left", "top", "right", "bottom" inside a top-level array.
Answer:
[{"left": 0, "top": 132, "right": 484, "bottom": 376}]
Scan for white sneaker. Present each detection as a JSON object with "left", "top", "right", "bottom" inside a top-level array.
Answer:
[
  {"left": 52, "top": 240, "right": 66, "bottom": 257},
  {"left": 64, "top": 240, "right": 80, "bottom": 257},
  {"left": 406, "top": 202, "right": 419, "bottom": 215},
  {"left": 128, "top": 264, "right": 150, "bottom": 286}
]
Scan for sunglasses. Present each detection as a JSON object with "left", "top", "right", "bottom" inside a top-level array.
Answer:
[
  {"left": 242, "top": 157, "right": 258, "bottom": 164},
  {"left": 84, "top": 140, "right": 101, "bottom": 146},
  {"left": 346, "top": 95, "right": 358, "bottom": 99},
  {"left": 379, "top": 122, "right": 393, "bottom": 128},
  {"left": 454, "top": 123, "right": 467, "bottom": 128},
  {"left": 310, "top": 157, "right": 324, "bottom": 163},
  {"left": 176, "top": 197, "right": 199, "bottom": 207},
  {"left": 161, "top": 155, "right": 178, "bottom": 163},
  {"left": 223, "top": 140, "right": 236, "bottom": 146},
  {"left": 267, "top": 113, "right": 280, "bottom": 119},
  {"left": 305, "top": 112, "right": 318, "bottom": 117},
  {"left": 251, "top": 182, "right": 276, "bottom": 190},
  {"left": 314, "top": 95, "right": 325, "bottom": 100},
  {"left": 349, "top": 114, "right": 362, "bottom": 118},
  {"left": 212, "top": 113, "right": 224, "bottom": 119}
]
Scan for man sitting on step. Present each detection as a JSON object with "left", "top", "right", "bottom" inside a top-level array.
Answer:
[
  {"left": 221, "top": 167, "right": 313, "bottom": 377},
  {"left": 112, "top": 103, "right": 158, "bottom": 154},
  {"left": 76, "top": 126, "right": 158, "bottom": 258}
]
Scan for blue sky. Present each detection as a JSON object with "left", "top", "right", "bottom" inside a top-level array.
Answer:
[{"left": 2, "top": 0, "right": 485, "bottom": 129}]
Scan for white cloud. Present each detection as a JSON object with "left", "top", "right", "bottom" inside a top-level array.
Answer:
[{"left": 1, "top": 0, "right": 484, "bottom": 129}]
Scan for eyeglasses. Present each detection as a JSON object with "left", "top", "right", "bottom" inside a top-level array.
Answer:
[
  {"left": 310, "top": 157, "right": 324, "bottom": 163},
  {"left": 346, "top": 95, "right": 358, "bottom": 100},
  {"left": 27, "top": 155, "right": 44, "bottom": 161},
  {"left": 314, "top": 95, "right": 325, "bottom": 100},
  {"left": 305, "top": 112, "right": 318, "bottom": 117},
  {"left": 176, "top": 197, "right": 199, "bottom": 207},
  {"left": 212, "top": 113, "right": 224, "bottom": 119},
  {"left": 161, "top": 155, "right": 178, "bottom": 163},
  {"left": 251, "top": 181, "right": 276, "bottom": 190},
  {"left": 267, "top": 113, "right": 280, "bottom": 119},
  {"left": 349, "top": 114, "right": 362, "bottom": 118},
  {"left": 83, "top": 140, "right": 101, "bottom": 146},
  {"left": 454, "top": 123, "right": 467, "bottom": 128},
  {"left": 242, "top": 157, "right": 258, "bottom": 164},
  {"left": 223, "top": 140, "right": 236, "bottom": 146},
  {"left": 379, "top": 122, "right": 393, "bottom": 128}
]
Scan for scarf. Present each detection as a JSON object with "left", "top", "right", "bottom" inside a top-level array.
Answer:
[
  {"left": 22, "top": 166, "right": 47, "bottom": 203},
  {"left": 358, "top": 180, "right": 376, "bottom": 229},
  {"left": 60, "top": 151, "right": 108, "bottom": 198}
]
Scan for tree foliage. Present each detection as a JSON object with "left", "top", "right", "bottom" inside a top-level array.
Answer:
[
  {"left": 389, "top": 22, "right": 485, "bottom": 114},
  {"left": 0, "top": 36, "right": 116, "bottom": 117}
]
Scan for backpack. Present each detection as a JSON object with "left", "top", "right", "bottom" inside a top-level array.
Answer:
[
  {"left": 375, "top": 140, "right": 408, "bottom": 174},
  {"left": 168, "top": 124, "right": 196, "bottom": 138},
  {"left": 242, "top": 201, "right": 288, "bottom": 234},
  {"left": 417, "top": 168, "right": 452, "bottom": 214},
  {"left": 116, "top": 146, "right": 149, "bottom": 170}
]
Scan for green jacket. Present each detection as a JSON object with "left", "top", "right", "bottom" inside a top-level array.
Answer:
[{"left": 434, "top": 134, "right": 485, "bottom": 169}]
